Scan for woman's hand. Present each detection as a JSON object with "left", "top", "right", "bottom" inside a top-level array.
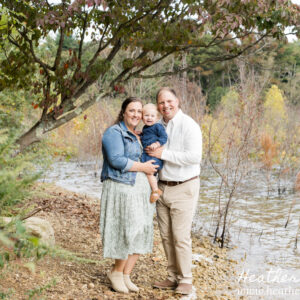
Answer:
[
  {"left": 129, "top": 160, "right": 159, "bottom": 174},
  {"left": 142, "top": 160, "right": 159, "bottom": 175},
  {"left": 134, "top": 130, "right": 142, "bottom": 135}
]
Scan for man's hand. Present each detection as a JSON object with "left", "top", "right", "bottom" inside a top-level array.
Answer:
[
  {"left": 146, "top": 146, "right": 164, "bottom": 159},
  {"left": 148, "top": 141, "right": 160, "bottom": 150}
]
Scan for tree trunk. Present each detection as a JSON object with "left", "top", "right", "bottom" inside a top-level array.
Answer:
[
  {"left": 17, "top": 121, "right": 44, "bottom": 151},
  {"left": 16, "top": 89, "right": 108, "bottom": 152}
]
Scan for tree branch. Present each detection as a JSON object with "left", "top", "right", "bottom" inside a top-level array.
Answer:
[
  {"left": 98, "top": 23, "right": 110, "bottom": 51},
  {"left": 70, "top": 38, "right": 122, "bottom": 102},
  {"left": 109, "top": 50, "right": 149, "bottom": 88},
  {"left": 41, "top": 77, "right": 51, "bottom": 121},
  {"left": 78, "top": 13, "right": 88, "bottom": 61},
  {"left": 18, "top": 28, "right": 53, "bottom": 74},
  {"left": 45, "top": 0, "right": 51, "bottom": 9},
  {"left": 21, "top": 205, "right": 50, "bottom": 221},
  {"left": 122, "top": 49, "right": 177, "bottom": 83},
  {"left": 134, "top": 33, "right": 270, "bottom": 79},
  {"left": 85, "top": 0, "right": 167, "bottom": 74},
  {"left": 44, "top": 89, "right": 111, "bottom": 134},
  {"left": 53, "top": 26, "right": 65, "bottom": 70}
]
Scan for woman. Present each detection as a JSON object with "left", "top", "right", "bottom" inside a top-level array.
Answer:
[{"left": 100, "top": 97, "right": 158, "bottom": 293}]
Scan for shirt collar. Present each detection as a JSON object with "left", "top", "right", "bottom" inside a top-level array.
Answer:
[{"left": 161, "top": 109, "right": 183, "bottom": 126}]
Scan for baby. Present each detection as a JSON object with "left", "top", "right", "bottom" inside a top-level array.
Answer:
[{"left": 141, "top": 103, "right": 168, "bottom": 203}]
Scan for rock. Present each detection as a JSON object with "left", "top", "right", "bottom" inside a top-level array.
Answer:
[
  {"left": 152, "top": 256, "right": 160, "bottom": 262},
  {"left": 1, "top": 217, "right": 55, "bottom": 247},
  {"left": 88, "top": 282, "right": 95, "bottom": 289}
]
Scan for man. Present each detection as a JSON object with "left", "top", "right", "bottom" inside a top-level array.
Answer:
[{"left": 146, "top": 87, "right": 202, "bottom": 295}]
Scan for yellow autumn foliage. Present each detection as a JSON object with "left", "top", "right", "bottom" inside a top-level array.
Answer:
[
  {"left": 220, "top": 88, "right": 239, "bottom": 117},
  {"left": 264, "top": 85, "right": 287, "bottom": 122},
  {"left": 263, "top": 85, "right": 287, "bottom": 143},
  {"left": 201, "top": 114, "right": 226, "bottom": 163}
]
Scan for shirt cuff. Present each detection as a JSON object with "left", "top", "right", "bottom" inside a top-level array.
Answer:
[
  {"left": 161, "top": 149, "right": 168, "bottom": 160},
  {"left": 123, "top": 158, "right": 134, "bottom": 173}
]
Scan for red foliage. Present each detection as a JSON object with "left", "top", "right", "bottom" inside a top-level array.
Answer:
[
  {"left": 114, "top": 85, "right": 125, "bottom": 93},
  {"left": 261, "top": 133, "right": 277, "bottom": 169}
]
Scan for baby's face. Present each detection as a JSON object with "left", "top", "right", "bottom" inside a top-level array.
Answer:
[{"left": 143, "top": 108, "right": 158, "bottom": 126}]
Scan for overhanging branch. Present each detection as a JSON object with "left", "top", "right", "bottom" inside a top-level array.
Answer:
[{"left": 133, "top": 33, "right": 270, "bottom": 79}]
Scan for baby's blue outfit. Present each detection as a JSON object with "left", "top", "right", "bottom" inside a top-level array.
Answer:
[{"left": 140, "top": 123, "right": 168, "bottom": 170}]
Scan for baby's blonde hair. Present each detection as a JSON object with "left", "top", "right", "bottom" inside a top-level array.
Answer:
[{"left": 143, "top": 103, "right": 158, "bottom": 113}]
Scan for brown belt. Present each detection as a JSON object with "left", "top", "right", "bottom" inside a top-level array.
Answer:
[{"left": 159, "top": 176, "right": 199, "bottom": 187}]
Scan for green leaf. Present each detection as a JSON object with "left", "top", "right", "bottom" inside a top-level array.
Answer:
[{"left": 28, "top": 236, "right": 40, "bottom": 247}]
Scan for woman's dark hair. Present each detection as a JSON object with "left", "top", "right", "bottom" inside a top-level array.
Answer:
[
  {"left": 156, "top": 87, "right": 178, "bottom": 103},
  {"left": 114, "top": 97, "right": 143, "bottom": 124}
]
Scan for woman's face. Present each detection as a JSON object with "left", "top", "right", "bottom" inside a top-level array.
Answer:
[{"left": 123, "top": 101, "right": 143, "bottom": 130}]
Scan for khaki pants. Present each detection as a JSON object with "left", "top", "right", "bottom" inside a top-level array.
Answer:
[{"left": 157, "top": 178, "right": 200, "bottom": 284}]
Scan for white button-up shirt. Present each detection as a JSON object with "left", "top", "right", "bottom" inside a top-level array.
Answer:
[{"left": 159, "top": 109, "right": 202, "bottom": 181}]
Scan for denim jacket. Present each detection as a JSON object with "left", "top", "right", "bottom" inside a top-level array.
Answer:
[{"left": 101, "top": 121, "right": 141, "bottom": 185}]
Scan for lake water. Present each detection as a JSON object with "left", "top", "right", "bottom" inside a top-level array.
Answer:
[{"left": 41, "top": 161, "right": 300, "bottom": 299}]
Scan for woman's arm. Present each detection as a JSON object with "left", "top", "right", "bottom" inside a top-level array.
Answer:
[
  {"left": 102, "top": 127, "right": 133, "bottom": 173},
  {"left": 102, "top": 126, "right": 159, "bottom": 175}
]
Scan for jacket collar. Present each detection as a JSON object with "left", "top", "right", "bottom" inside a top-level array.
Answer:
[
  {"left": 119, "top": 121, "right": 137, "bottom": 138},
  {"left": 119, "top": 121, "right": 128, "bottom": 132}
]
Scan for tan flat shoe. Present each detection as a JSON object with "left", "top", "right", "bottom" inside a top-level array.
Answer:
[
  {"left": 107, "top": 271, "right": 129, "bottom": 293},
  {"left": 123, "top": 274, "right": 139, "bottom": 292}
]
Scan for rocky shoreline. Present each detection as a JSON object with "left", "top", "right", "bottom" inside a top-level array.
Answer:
[{"left": 0, "top": 183, "right": 242, "bottom": 299}]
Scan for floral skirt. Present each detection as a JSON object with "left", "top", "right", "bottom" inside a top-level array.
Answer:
[{"left": 100, "top": 172, "right": 154, "bottom": 259}]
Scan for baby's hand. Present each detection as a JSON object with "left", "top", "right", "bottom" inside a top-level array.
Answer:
[{"left": 149, "top": 142, "right": 160, "bottom": 150}]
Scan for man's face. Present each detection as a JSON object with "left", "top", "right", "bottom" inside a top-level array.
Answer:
[{"left": 157, "top": 90, "right": 179, "bottom": 122}]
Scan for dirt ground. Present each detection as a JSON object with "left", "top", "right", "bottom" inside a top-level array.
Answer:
[{"left": 0, "top": 183, "right": 243, "bottom": 300}]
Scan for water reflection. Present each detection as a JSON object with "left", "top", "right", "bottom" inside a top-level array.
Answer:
[
  {"left": 40, "top": 160, "right": 102, "bottom": 199},
  {"left": 195, "top": 168, "right": 300, "bottom": 299}
]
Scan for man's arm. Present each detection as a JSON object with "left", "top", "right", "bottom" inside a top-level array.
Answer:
[{"left": 148, "top": 122, "right": 202, "bottom": 166}]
